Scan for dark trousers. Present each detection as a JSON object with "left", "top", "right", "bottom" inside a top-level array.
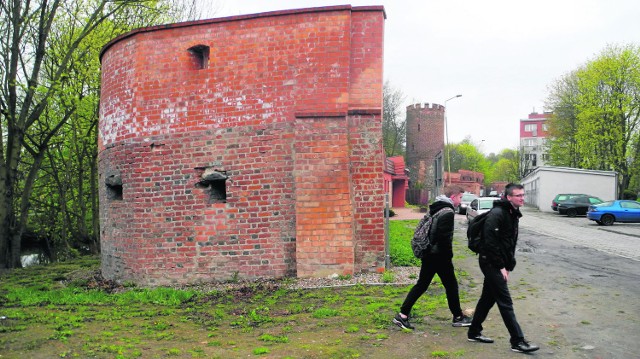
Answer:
[
  {"left": 469, "top": 259, "right": 524, "bottom": 344},
  {"left": 400, "top": 254, "right": 463, "bottom": 318}
]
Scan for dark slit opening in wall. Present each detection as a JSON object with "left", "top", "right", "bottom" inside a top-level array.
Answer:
[
  {"left": 196, "top": 168, "right": 227, "bottom": 203},
  {"left": 105, "top": 174, "right": 123, "bottom": 201},
  {"left": 188, "top": 45, "right": 210, "bottom": 70}
]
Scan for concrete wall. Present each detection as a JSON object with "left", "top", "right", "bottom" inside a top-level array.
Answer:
[
  {"left": 521, "top": 166, "right": 617, "bottom": 212},
  {"left": 98, "top": 6, "right": 386, "bottom": 285}
]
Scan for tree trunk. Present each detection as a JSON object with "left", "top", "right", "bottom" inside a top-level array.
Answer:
[
  {"left": 90, "top": 153, "right": 100, "bottom": 254},
  {"left": 0, "top": 212, "right": 10, "bottom": 269},
  {"left": 10, "top": 231, "right": 22, "bottom": 268},
  {"left": 620, "top": 174, "right": 631, "bottom": 199}
]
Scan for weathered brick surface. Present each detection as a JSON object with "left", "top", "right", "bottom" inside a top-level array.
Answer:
[{"left": 98, "top": 6, "right": 386, "bottom": 285}]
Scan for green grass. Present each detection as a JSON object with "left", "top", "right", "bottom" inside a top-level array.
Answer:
[
  {"left": 389, "top": 219, "right": 421, "bottom": 266},
  {"left": 0, "top": 220, "right": 481, "bottom": 358}
]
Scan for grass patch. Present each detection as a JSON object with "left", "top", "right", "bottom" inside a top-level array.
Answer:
[
  {"left": 0, "top": 220, "right": 482, "bottom": 358},
  {"left": 389, "top": 220, "right": 421, "bottom": 266}
]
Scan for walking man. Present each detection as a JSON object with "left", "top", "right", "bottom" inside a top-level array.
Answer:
[
  {"left": 393, "top": 185, "right": 473, "bottom": 330},
  {"left": 467, "top": 183, "right": 540, "bottom": 353}
]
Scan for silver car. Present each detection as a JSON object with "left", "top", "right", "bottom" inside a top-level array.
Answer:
[
  {"left": 457, "top": 193, "right": 478, "bottom": 215},
  {"left": 466, "top": 197, "right": 498, "bottom": 222}
]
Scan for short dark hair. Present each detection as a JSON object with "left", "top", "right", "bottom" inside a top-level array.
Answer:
[
  {"left": 504, "top": 183, "right": 524, "bottom": 196},
  {"left": 443, "top": 185, "right": 464, "bottom": 197}
]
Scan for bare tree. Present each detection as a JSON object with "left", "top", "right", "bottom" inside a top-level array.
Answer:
[{"left": 382, "top": 80, "right": 406, "bottom": 157}]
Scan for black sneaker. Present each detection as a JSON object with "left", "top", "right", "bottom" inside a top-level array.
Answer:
[
  {"left": 511, "top": 339, "right": 540, "bottom": 353},
  {"left": 392, "top": 314, "right": 414, "bottom": 330},
  {"left": 468, "top": 333, "right": 494, "bottom": 343},
  {"left": 452, "top": 314, "right": 472, "bottom": 327}
]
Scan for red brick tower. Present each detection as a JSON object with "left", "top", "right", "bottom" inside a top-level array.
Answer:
[
  {"left": 98, "top": 6, "right": 386, "bottom": 285},
  {"left": 405, "top": 103, "right": 445, "bottom": 202}
]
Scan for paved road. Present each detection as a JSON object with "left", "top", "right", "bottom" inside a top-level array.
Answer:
[{"left": 519, "top": 206, "right": 640, "bottom": 261}]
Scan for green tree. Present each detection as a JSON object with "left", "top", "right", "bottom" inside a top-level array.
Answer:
[
  {"left": 545, "top": 44, "right": 640, "bottom": 197},
  {"left": 490, "top": 149, "right": 520, "bottom": 183},
  {"left": 445, "top": 138, "right": 489, "bottom": 175},
  {"left": 382, "top": 80, "right": 406, "bottom": 157},
  {"left": 544, "top": 71, "right": 581, "bottom": 168},
  {"left": 445, "top": 140, "right": 519, "bottom": 188}
]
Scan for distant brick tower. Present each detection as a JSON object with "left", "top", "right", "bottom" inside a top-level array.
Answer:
[{"left": 405, "top": 103, "right": 445, "bottom": 203}]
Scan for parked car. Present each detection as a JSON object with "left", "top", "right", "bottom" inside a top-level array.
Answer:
[
  {"left": 457, "top": 193, "right": 478, "bottom": 215},
  {"left": 551, "top": 193, "right": 589, "bottom": 211},
  {"left": 587, "top": 200, "right": 640, "bottom": 225},
  {"left": 557, "top": 196, "right": 603, "bottom": 217},
  {"left": 466, "top": 197, "right": 497, "bottom": 222}
]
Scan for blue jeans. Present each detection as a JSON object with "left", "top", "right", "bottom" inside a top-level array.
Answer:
[
  {"left": 400, "top": 254, "right": 463, "bottom": 318},
  {"left": 469, "top": 258, "right": 524, "bottom": 344}
]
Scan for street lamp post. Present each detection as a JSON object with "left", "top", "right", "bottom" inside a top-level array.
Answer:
[{"left": 444, "top": 94, "right": 462, "bottom": 185}]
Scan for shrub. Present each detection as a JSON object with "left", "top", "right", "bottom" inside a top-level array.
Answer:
[{"left": 622, "top": 189, "right": 638, "bottom": 200}]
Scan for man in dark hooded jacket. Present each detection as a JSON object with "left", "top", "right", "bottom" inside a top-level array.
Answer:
[
  {"left": 467, "top": 183, "right": 540, "bottom": 353},
  {"left": 393, "top": 185, "right": 472, "bottom": 330}
]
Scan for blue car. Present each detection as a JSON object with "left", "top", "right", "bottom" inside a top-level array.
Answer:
[{"left": 587, "top": 200, "right": 640, "bottom": 226}]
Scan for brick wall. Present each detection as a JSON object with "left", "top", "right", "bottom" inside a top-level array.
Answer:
[{"left": 98, "top": 6, "right": 386, "bottom": 285}]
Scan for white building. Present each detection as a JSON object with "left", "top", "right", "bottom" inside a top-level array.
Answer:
[{"left": 520, "top": 166, "right": 618, "bottom": 212}]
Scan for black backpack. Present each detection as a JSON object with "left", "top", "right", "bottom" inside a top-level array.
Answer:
[
  {"left": 411, "top": 207, "right": 453, "bottom": 258},
  {"left": 467, "top": 210, "right": 490, "bottom": 253}
]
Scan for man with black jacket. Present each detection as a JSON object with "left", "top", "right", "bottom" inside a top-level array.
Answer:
[
  {"left": 393, "top": 185, "right": 472, "bottom": 330},
  {"left": 467, "top": 183, "right": 540, "bottom": 353}
]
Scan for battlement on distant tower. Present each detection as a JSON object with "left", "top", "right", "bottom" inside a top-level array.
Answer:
[{"left": 406, "top": 103, "right": 444, "bottom": 112}]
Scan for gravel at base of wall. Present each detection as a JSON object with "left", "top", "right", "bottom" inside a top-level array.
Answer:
[{"left": 173, "top": 266, "right": 421, "bottom": 293}]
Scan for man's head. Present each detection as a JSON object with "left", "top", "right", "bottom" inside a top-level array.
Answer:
[
  {"left": 504, "top": 183, "right": 525, "bottom": 208},
  {"left": 443, "top": 185, "right": 464, "bottom": 208}
]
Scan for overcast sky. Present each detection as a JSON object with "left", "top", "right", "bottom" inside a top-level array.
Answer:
[{"left": 207, "top": 0, "right": 640, "bottom": 155}]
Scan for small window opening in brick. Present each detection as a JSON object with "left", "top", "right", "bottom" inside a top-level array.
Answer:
[
  {"left": 418, "top": 124, "right": 421, "bottom": 131},
  {"left": 105, "top": 174, "right": 123, "bottom": 201},
  {"left": 188, "top": 45, "right": 210, "bottom": 69},
  {"left": 196, "top": 168, "right": 228, "bottom": 203}
]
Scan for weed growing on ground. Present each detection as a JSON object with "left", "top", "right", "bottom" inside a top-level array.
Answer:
[
  {"left": 345, "top": 325, "right": 359, "bottom": 333},
  {"left": 381, "top": 270, "right": 395, "bottom": 283},
  {"left": 253, "top": 347, "right": 270, "bottom": 355},
  {"left": 258, "top": 333, "right": 289, "bottom": 343},
  {"left": 431, "top": 350, "right": 450, "bottom": 357}
]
